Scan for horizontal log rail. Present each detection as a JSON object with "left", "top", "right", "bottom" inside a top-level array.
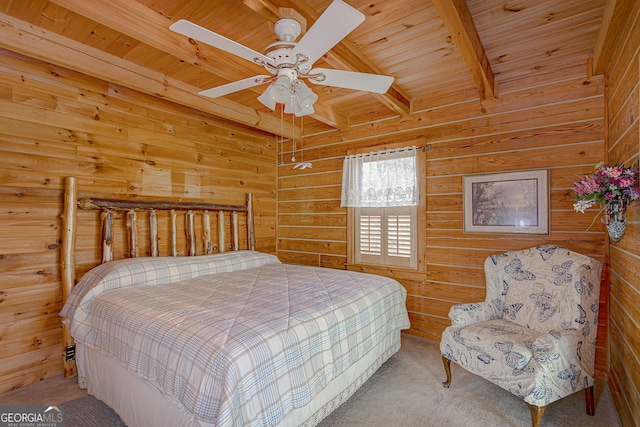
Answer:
[{"left": 78, "top": 197, "right": 248, "bottom": 212}]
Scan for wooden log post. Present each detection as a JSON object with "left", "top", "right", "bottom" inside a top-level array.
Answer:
[
  {"left": 61, "top": 177, "right": 78, "bottom": 377},
  {"left": 126, "top": 210, "right": 138, "bottom": 258},
  {"left": 101, "top": 210, "right": 114, "bottom": 263},
  {"left": 170, "top": 210, "right": 177, "bottom": 256},
  {"left": 186, "top": 210, "right": 196, "bottom": 256},
  {"left": 203, "top": 210, "right": 212, "bottom": 254},
  {"left": 247, "top": 193, "right": 255, "bottom": 251},
  {"left": 149, "top": 210, "right": 159, "bottom": 257},
  {"left": 231, "top": 211, "right": 239, "bottom": 251},
  {"left": 218, "top": 211, "right": 226, "bottom": 252}
]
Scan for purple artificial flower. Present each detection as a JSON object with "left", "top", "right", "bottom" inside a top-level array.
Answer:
[{"left": 571, "top": 162, "right": 639, "bottom": 208}]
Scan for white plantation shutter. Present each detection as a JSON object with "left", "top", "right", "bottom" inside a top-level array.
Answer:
[
  {"left": 387, "top": 212, "right": 413, "bottom": 258},
  {"left": 355, "top": 207, "right": 417, "bottom": 268},
  {"left": 358, "top": 213, "right": 382, "bottom": 255}
]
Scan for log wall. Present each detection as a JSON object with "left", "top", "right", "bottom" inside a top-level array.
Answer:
[
  {"left": 277, "top": 61, "right": 609, "bottom": 379},
  {"left": 604, "top": 2, "right": 640, "bottom": 425},
  {"left": 0, "top": 48, "right": 277, "bottom": 393}
]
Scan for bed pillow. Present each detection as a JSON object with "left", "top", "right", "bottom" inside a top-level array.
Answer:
[{"left": 61, "top": 251, "right": 280, "bottom": 321}]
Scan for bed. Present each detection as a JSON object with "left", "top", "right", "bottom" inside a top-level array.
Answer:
[{"left": 59, "top": 177, "right": 411, "bottom": 427}]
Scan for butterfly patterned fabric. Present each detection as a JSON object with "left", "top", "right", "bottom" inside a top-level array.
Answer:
[{"left": 440, "top": 245, "right": 602, "bottom": 409}]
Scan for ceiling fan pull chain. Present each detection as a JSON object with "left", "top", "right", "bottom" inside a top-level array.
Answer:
[
  {"left": 291, "top": 113, "right": 296, "bottom": 163},
  {"left": 292, "top": 117, "right": 312, "bottom": 170},
  {"left": 278, "top": 104, "right": 285, "bottom": 166}
]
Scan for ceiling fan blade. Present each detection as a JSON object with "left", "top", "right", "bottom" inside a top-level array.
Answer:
[
  {"left": 198, "top": 75, "right": 272, "bottom": 98},
  {"left": 291, "top": 0, "right": 365, "bottom": 73},
  {"left": 308, "top": 68, "right": 394, "bottom": 94},
  {"left": 170, "top": 19, "right": 275, "bottom": 67}
]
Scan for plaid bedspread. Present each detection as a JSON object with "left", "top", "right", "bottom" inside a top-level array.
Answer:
[{"left": 62, "top": 252, "right": 410, "bottom": 426}]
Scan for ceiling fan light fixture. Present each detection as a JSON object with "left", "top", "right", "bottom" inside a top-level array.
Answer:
[
  {"left": 294, "top": 105, "right": 315, "bottom": 117},
  {"left": 281, "top": 81, "right": 317, "bottom": 116},
  {"left": 257, "top": 88, "right": 277, "bottom": 110},
  {"left": 283, "top": 92, "right": 300, "bottom": 115},
  {"left": 293, "top": 81, "right": 318, "bottom": 109},
  {"left": 258, "top": 74, "right": 293, "bottom": 110},
  {"left": 258, "top": 74, "right": 317, "bottom": 116},
  {"left": 272, "top": 75, "right": 293, "bottom": 103}
]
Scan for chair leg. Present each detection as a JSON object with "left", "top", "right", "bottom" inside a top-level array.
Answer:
[
  {"left": 442, "top": 356, "right": 452, "bottom": 388},
  {"left": 525, "top": 403, "right": 546, "bottom": 427},
  {"left": 585, "top": 385, "right": 595, "bottom": 415}
]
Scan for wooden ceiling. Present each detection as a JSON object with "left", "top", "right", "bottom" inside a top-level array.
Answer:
[{"left": 0, "top": 0, "right": 608, "bottom": 137}]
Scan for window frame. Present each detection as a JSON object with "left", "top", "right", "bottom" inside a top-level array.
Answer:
[{"left": 345, "top": 140, "right": 426, "bottom": 272}]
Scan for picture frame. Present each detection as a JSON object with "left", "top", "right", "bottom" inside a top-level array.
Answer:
[{"left": 463, "top": 169, "right": 549, "bottom": 235}]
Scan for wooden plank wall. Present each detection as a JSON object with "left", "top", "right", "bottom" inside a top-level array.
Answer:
[
  {"left": 605, "top": 2, "right": 640, "bottom": 425},
  {"left": 0, "top": 48, "right": 277, "bottom": 393},
  {"left": 277, "top": 60, "right": 609, "bottom": 379}
]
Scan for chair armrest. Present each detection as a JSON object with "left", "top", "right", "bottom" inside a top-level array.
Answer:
[{"left": 448, "top": 301, "right": 501, "bottom": 326}]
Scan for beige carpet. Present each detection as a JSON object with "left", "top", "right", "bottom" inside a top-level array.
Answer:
[
  {"left": 318, "top": 335, "right": 620, "bottom": 427},
  {"left": 0, "top": 334, "right": 621, "bottom": 426}
]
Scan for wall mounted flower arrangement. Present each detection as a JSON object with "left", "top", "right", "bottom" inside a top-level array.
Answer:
[{"left": 572, "top": 162, "right": 639, "bottom": 242}]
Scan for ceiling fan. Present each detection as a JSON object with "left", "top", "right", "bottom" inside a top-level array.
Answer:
[{"left": 169, "top": 0, "right": 394, "bottom": 117}]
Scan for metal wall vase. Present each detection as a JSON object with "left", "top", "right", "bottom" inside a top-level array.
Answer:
[{"left": 604, "top": 199, "right": 629, "bottom": 242}]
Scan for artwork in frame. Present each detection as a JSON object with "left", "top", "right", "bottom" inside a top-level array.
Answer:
[{"left": 463, "top": 169, "right": 549, "bottom": 234}]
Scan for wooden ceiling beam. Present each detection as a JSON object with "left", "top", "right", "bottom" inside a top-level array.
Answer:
[
  {"left": 431, "top": 0, "right": 496, "bottom": 99},
  {"left": 0, "top": 12, "right": 297, "bottom": 138},
  {"left": 50, "top": 0, "right": 258, "bottom": 87},
  {"left": 592, "top": 0, "right": 638, "bottom": 75},
  {"left": 244, "top": 0, "right": 412, "bottom": 117},
  {"left": 311, "top": 101, "right": 349, "bottom": 130},
  {"left": 50, "top": 0, "right": 339, "bottom": 132}
]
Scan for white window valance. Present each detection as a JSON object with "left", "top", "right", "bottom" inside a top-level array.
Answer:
[{"left": 341, "top": 146, "right": 418, "bottom": 207}]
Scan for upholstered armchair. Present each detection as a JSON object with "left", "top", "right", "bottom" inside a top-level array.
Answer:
[{"left": 440, "top": 245, "right": 602, "bottom": 427}]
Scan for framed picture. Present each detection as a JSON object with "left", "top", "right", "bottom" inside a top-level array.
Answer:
[{"left": 463, "top": 169, "right": 549, "bottom": 234}]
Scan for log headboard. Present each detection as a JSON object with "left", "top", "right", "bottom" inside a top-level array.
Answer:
[{"left": 60, "top": 176, "right": 255, "bottom": 376}]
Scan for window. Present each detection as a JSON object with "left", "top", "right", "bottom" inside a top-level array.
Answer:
[{"left": 341, "top": 146, "right": 422, "bottom": 269}]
